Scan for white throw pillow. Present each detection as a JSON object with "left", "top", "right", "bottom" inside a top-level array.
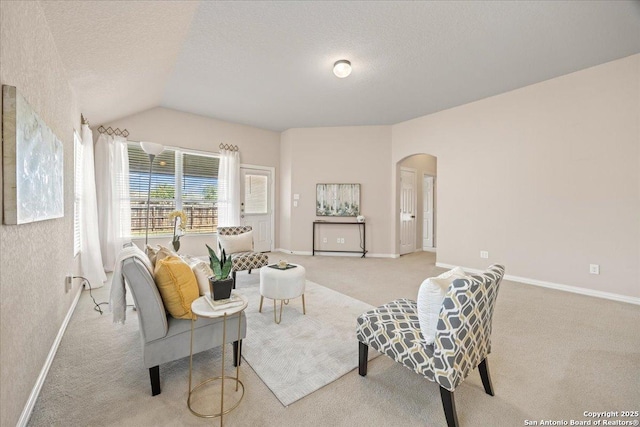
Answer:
[
  {"left": 192, "top": 260, "right": 214, "bottom": 296},
  {"left": 417, "top": 267, "right": 468, "bottom": 345},
  {"left": 218, "top": 231, "right": 253, "bottom": 254},
  {"left": 145, "top": 244, "right": 177, "bottom": 270}
]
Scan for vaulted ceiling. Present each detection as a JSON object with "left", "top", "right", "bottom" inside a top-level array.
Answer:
[{"left": 41, "top": 1, "right": 640, "bottom": 131}]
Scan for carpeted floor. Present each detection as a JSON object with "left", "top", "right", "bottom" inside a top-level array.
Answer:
[
  {"left": 240, "top": 278, "right": 378, "bottom": 406},
  {"left": 28, "top": 251, "right": 640, "bottom": 426}
]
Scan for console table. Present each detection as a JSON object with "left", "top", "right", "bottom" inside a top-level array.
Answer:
[{"left": 312, "top": 221, "right": 366, "bottom": 258}]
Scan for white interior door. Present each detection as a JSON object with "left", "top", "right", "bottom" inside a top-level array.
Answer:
[
  {"left": 400, "top": 167, "right": 417, "bottom": 255},
  {"left": 240, "top": 167, "right": 273, "bottom": 252},
  {"left": 423, "top": 175, "right": 434, "bottom": 249}
]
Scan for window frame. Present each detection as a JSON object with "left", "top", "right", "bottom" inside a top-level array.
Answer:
[
  {"left": 73, "top": 131, "right": 83, "bottom": 257},
  {"left": 127, "top": 142, "right": 221, "bottom": 238}
]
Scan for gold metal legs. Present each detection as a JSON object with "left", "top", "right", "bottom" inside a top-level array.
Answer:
[
  {"left": 273, "top": 299, "right": 284, "bottom": 324},
  {"left": 260, "top": 294, "right": 306, "bottom": 324},
  {"left": 187, "top": 312, "right": 245, "bottom": 424},
  {"left": 220, "top": 312, "right": 226, "bottom": 422}
]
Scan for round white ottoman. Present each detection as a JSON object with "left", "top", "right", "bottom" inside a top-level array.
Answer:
[{"left": 259, "top": 263, "right": 306, "bottom": 324}]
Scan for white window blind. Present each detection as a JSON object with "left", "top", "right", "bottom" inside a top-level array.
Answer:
[
  {"left": 73, "top": 132, "right": 83, "bottom": 257},
  {"left": 182, "top": 153, "right": 219, "bottom": 233},
  {"left": 244, "top": 174, "right": 268, "bottom": 214},
  {"left": 127, "top": 144, "right": 219, "bottom": 236}
]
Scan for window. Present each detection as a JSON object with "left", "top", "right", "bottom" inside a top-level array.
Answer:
[
  {"left": 244, "top": 174, "right": 268, "bottom": 214},
  {"left": 127, "top": 144, "right": 219, "bottom": 236},
  {"left": 182, "top": 153, "right": 219, "bottom": 233},
  {"left": 73, "top": 132, "right": 83, "bottom": 256}
]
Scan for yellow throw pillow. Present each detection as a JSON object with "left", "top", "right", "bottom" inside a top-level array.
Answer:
[{"left": 154, "top": 256, "right": 199, "bottom": 319}]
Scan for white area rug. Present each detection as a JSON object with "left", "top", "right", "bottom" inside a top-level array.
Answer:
[{"left": 237, "top": 279, "right": 377, "bottom": 407}]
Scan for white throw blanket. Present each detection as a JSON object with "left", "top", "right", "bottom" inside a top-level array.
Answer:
[{"left": 110, "top": 245, "right": 154, "bottom": 324}]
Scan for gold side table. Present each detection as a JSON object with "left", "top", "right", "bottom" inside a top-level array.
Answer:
[{"left": 188, "top": 293, "right": 248, "bottom": 425}]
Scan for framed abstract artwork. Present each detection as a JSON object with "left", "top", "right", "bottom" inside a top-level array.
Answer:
[
  {"left": 316, "top": 183, "right": 360, "bottom": 217},
  {"left": 2, "top": 85, "right": 64, "bottom": 224}
]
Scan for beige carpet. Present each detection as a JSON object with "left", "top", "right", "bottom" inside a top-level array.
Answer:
[
  {"left": 28, "top": 252, "right": 640, "bottom": 426},
  {"left": 239, "top": 278, "right": 378, "bottom": 406}
]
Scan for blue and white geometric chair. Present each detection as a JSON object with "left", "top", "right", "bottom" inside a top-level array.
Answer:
[{"left": 356, "top": 264, "right": 505, "bottom": 427}]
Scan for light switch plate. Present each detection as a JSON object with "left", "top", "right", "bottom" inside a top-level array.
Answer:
[{"left": 293, "top": 194, "right": 300, "bottom": 200}]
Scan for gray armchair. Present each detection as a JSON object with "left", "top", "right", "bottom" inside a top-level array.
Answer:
[{"left": 121, "top": 255, "right": 247, "bottom": 395}]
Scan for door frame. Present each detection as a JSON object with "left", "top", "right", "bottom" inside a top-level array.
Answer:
[
  {"left": 399, "top": 166, "right": 417, "bottom": 255},
  {"left": 423, "top": 173, "right": 435, "bottom": 251},
  {"left": 240, "top": 163, "right": 275, "bottom": 252}
]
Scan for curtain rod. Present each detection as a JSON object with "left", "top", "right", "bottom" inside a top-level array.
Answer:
[
  {"left": 96, "top": 127, "right": 239, "bottom": 153},
  {"left": 97, "top": 125, "right": 130, "bottom": 138},
  {"left": 219, "top": 143, "right": 239, "bottom": 152}
]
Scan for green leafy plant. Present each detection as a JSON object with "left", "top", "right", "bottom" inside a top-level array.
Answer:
[{"left": 206, "top": 243, "right": 232, "bottom": 280}]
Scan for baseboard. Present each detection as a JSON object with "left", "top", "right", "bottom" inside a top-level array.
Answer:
[
  {"left": 436, "top": 262, "right": 640, "bottom": 306},
  {"left": 369, "top": 253, "right": 400, "bottom": 259},
  {"left": 18, "top": 286, "right": 82, "bottom": 427},
  {"left": 275, "top": 248, "right": 397, "bottom": 258},
  {"left": 276, "top": 249, "right": 313, "bottom": 256},
  {"left": 423, "top": 247, "right": 437, "bottom": 253},
  {"left": 313, "top": 251, "right": 364, "bottom": 258}
]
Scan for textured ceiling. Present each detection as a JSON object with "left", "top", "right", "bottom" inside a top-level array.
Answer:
[
  {"left": 40, "top": 0, "right": 199, "bottom": 126},
  {"left": 41, "top": 1, "right": 640, "bottom": 131}
]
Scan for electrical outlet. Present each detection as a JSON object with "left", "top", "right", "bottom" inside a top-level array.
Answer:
[
  {"left": 65, "top": 275, "right": 73, "bottom": 293},
  {"left": 322, "top": 237, "right": 327, "bottom": 243},
  {"left": 293, "top": 200, "right": 298, "bottom": 207},
  {"left": 340, "top": 238, "right": 345, "bottom": 244},
  {"left": 337, "top": 238, "right": 341, "bottom": 244},
  {"left": 589, "top": 264, "right": 600, "bottom": 275},
  {"left": 480, "top": 251, "right": 489, "bottom": 259}
]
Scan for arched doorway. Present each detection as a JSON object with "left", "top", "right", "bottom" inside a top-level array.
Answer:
[{"left": 396, "top": 153, "right": 437, "bottom": 255}]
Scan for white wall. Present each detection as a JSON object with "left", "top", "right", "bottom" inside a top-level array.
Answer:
[
  {"left": 392, "top": 54, "right": 640, "bottom": 299},
  {"left": 279, "top": 126, "right": 393, "bottom": 256},
  {"left": 279, "top": 133, "right": 293, "bottom": 250},
  {"left": 0, "top": 2, "right": 81, "bottom": 425},
  {"left": 102, "top": 107, "right": 281, "bottom": 256}
]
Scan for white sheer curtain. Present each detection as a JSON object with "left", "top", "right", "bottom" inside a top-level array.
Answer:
[
  {"left": 217, "top": 148, "right": 241, "bottom": 227},
  {"left": 79, "top": 124, "right": 107, "bottom": 287},
  {"left": 95, "top": 133, "right": 131, "bottom": 272}
]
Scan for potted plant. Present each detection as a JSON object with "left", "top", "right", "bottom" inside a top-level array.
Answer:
[{"left": 206, "top": 243, "right": 233, "bottom": 301}]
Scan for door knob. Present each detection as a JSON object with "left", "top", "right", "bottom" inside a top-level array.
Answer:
[{"left": 411, "top": 215, "right": 415, "bottom": 218}]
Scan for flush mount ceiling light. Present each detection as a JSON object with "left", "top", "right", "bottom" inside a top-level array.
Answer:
[{"left": 333, "top": 60, "right": 352, "bottom": 78}]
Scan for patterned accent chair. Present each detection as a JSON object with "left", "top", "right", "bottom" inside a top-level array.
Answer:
[
  {"left": 356, "top": 265, "right": 505, "bottom": 427},
  {"left": 217, "top": 226, "right": 269, "bottom": 282}
]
